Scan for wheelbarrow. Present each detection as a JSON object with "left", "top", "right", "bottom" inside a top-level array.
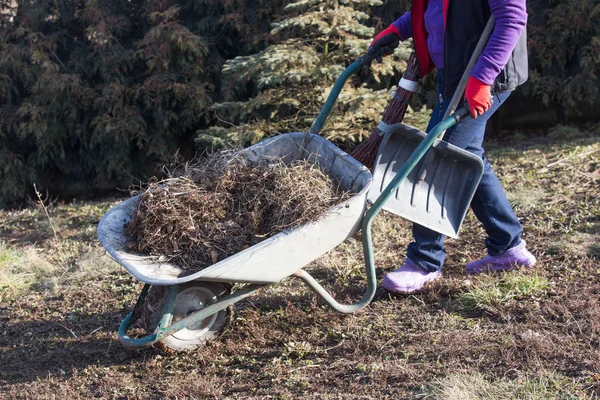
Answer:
[{"left": 97, "top": 47, "right": 482, "bottom": 351}]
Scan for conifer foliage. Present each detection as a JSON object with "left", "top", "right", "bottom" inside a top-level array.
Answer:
[
  {"left": 526, "top": 0, "right": 600, "bottom": 113},
  {"left": 0, "top": 0, "right": 283, "bottom": 206},
  {"left": 196, "top": 0, "right": 414, "bottom": 150},
  {"left": 0, "top": 0, "right": 210, "bottom": 205},
  {"left": 0, "top": 0, "right": 598, "bottom": 206}
]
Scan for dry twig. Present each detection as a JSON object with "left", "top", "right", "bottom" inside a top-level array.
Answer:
[{"left": 33, "top": 183, "right": 59, "bottom": 239}]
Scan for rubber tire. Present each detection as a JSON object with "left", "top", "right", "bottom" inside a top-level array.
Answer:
[{"left": 146, "top": 282, "right": 231, "bottom": 352}]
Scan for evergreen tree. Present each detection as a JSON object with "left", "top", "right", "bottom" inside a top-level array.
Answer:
[
  {"left": 526, "top": 0, "right": 600, "bottom": 114},
  {"left": 1, "top": 0, "right": 598, "bottom": 206},
  {"left": 0, "top": 0, "right": 283, "bottom": 206},
  {"left": 196, "top": 0, "right": 415, "bottom": 149}
]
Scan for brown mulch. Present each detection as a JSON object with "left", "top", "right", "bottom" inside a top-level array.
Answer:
[{"left": 126, "top": 152, "right": 350, "bottom": 270}]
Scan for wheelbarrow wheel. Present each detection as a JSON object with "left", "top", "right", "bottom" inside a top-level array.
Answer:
[
  {"left": 137, "top": 282, "right": 231, "bottom": 352},
  {"left": 162, "top": 282, "right": 230, "bottom": 351}
]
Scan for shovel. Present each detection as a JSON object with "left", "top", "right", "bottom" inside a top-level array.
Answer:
[{"left": 367, "top": 17, "right": 496, "bottom": 238}]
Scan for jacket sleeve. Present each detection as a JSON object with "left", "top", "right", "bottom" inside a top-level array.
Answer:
[
  {"left": 471, "top": 0, "right": 527, "bottom": 85},
  {"left": 391, "top": 12, "right": 413, "bottom": 41}
]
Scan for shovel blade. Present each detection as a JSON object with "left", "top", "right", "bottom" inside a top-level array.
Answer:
[{"left": 367, "top": 123, "right": 484, "bottom": 238}]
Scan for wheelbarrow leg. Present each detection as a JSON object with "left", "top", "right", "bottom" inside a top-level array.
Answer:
[
  {"left": 155, "top": 285, "right": 179, "bottom": 340},
  {"left": 118, "top": 283, "right": 159, "bottom": 348}
]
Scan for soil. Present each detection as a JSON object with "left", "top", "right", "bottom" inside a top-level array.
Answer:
[{"left": 1, "top": 131, "right": 599, "bottom": 399}]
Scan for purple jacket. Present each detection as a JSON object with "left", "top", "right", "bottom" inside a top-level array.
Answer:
[{"left": 392, "top": 0, "right": 527, "bottom": 86}]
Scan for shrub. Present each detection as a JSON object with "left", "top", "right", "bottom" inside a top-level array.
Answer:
[{"left": 0, "top": 0, "right": 284, "bottom": 207}]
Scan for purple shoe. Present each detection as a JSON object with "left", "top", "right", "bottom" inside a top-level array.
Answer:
[
  {"left": 382, "top": 258, "right": 442, "bottom": 294},
  {"left": 466, "top": 241, "right": 536, "bottom": 274}
]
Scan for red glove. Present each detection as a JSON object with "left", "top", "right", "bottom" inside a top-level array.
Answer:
[
  {"left": 465, "top": 76, "right": 492, "bottom": 118},
  {"left": 370, "top": 25, "right": 401, "bottom": 63}
]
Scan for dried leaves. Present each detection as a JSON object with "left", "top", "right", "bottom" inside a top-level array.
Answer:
[{"left": 126, "top": 151, "right": 350, "bottom": 271}]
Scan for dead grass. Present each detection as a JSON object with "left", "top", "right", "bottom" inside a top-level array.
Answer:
[
  {"left": 546, "top": 231, "right": 600, "bottom": 259},
  {"left": 127, "top": 153, "right": 350, "bottom": 270},
  {"left": 424, "top": 371, "right": 594, "bottom": 400},
  {"left": 506, "top": 186, "right": 547, "bottom": 213},
  {"left": 0, "top": 129, "right": 599, "bottom": 398},
  {"left": 0, "top": 199, "right": 120, "bottom": 302},
  {"left": 0, "top": 242, "right": 117, "bottom": 302},
  {"left": 0, "top": 242, "right": 58, "bottom": 302}
]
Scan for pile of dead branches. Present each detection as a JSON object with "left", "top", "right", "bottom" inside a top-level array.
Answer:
[{"left": 126, "top": 151, "right": 350, "bottom": 271}]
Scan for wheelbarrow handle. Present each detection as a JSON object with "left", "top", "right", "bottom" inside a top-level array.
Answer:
[
  {"left": 454, "top": 106, "right": 471, "bottom": 123},
  {"left": 309, "top": 46, "right": 380, "bottom": 135}
]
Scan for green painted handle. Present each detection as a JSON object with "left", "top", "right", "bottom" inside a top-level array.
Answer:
[
  {"left": 298, "top": 113, "right": 464, "bottom": 314},
  {"left": 309, "top": 61, "right": 361, "bottom": 135},
  {"left": 309, "top": 47, "right": 379, "bottom": 135}
]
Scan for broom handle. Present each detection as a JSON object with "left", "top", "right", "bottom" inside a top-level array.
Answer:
[{"left": 440, "top": 16, "right": 495, "bottom": 137}]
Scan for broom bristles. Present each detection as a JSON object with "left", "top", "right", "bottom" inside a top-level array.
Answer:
[
  {"left": 351, "top": 52, "right": 421, "bottom": 169},
  {"left": 351, "top": 128, "right": 384, "bottom": 168}
]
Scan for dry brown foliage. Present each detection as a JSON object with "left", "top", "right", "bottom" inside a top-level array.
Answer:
[{"left": 126, "top": 152, "right": 350, "bottom": 270}]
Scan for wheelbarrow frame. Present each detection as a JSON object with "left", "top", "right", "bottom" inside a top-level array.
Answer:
[
  {"left": 108, "top": 51, "right": 471, "bottom": 349},
  {"left": 115, "top": 115, "right": 463, "bottom": 348}
]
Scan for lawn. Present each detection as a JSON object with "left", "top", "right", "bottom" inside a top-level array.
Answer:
[{"left": 1, "top": 125, "right": 599, "bottom": 399}]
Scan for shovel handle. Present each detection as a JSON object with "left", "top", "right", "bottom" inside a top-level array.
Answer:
[{"left": 360, "top": 110, "right": 464, "bottom": 299}]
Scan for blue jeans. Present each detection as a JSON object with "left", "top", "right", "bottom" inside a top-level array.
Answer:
[{"left": 407, "top": 70, "right": 523, "bottom": 272}]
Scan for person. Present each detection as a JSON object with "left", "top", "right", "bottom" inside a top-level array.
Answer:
[{"left": 369, "top": 0, "right": 536, "bottom": 294}]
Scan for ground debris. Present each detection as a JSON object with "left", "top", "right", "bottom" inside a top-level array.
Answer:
[{"left": 126, "top": 151, "right": 350, "bottom": 271}]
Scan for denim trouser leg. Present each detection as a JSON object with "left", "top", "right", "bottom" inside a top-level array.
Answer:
[{"left": 407, "top": 73, "right": 523, "bottom": 273}]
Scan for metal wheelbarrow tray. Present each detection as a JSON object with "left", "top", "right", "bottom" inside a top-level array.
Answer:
[
  {"left": 98, "top": 132, "right": 371, "bottom": 285},
  {"left": 98, "top": 45, "right": 482, "bottom": 351},
  {"left": 98, "top": 132, "right": 373, "bottom": 350}
]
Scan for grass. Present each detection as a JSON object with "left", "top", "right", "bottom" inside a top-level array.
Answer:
[
  {"left": 459, "top": 271, "right": 550, "bottom": 312},
  {"left": 0, "top": 200, "right": 120, "bottom": 302},
  {"left": 0, "top": 243, "right": 62, "bottom": 302},
  {"left": 547, "top": 125, "right": 591, "bottom": 140},
  {"left": 545, "top": 231, "right": 600, "bottom": 259},
  {"left": 0, "top": 129, "right": 599, "bottom": 398},
  {"left": 0, "top": 241, "right": 21, "bottom": 266},
  {"left": 506, "top": 186, "right": 547, "bottom": 213},
  {"left": 424, "top": 371, "right": 594, "bottom": 400},
  {"left": 0, "top": 242, "right": 28, "bottom": 302}
]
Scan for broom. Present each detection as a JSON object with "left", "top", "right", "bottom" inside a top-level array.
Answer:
[{"left": 351, "top": 52, "right": 421, "bottom": 169}]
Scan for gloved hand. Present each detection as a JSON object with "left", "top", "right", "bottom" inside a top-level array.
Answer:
[
  {"left": 465, "top": 76, "right": 492, "bottom": 118},
  {"left": 370, "top": 25, "right": 401, "bottom": 63}
]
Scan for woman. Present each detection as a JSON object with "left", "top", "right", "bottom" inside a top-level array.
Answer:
[{"left": 370, "top": 0, "right": 536, "bottom": 294}]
